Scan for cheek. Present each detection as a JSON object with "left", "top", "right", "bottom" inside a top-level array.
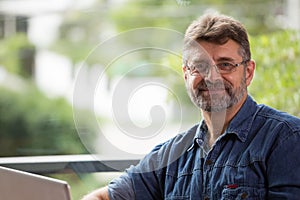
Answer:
[
  {"left": 223, "top": 73, "right": 245, "bottom": 88},
  {"left": 188, "top": 76, "right": 202, "bottom": 89}
]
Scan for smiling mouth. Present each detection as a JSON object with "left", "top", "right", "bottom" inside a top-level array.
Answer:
[
  {"left": 200, "top": 88, "right": 225, "bottom": 92},
  {"left": 199, "top": 88, "right": 226, "bottom": 96},
  {"left": 207, "top": 89, "right": 225, "bottom": 93}
]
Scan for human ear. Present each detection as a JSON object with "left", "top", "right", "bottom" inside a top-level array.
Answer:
[{"left": 245, "top": 60, "right": 256, "bottom": 86}]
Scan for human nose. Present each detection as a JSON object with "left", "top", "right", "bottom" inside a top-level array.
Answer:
[{"left": 204, "top": 64, "right": 222, "bottom": 82}]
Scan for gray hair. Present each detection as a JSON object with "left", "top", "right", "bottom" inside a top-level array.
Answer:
[{"left": 183, "top": 13, "right": 251, "bottom": 62}]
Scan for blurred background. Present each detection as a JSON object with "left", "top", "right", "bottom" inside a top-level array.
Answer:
[{"left": 0, "top": 0, "right": 299, "bottom": 199}]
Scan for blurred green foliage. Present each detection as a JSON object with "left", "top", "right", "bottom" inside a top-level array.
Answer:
[
  {"left": 249, "top": 30, "right": 300, "bottom": 116},
  {"left": 53, "top": 0, "right": 281, "bottom": 69},
  {"left": 0, "top": 85, "right": 88, "bottom": 156},
  {"left": 0, "top": 33, "right": 35, "bottom": 78},
  {"left": 51, "top": 4, "right": 107, "bottom": 66},
  {"left": 110, "top": 0, "right": 280, "bottom": 34}
]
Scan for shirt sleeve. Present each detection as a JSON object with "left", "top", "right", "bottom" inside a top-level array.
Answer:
[
  {"left": 106, "top": 128, "right": 197, "bottom": 200},
  {"left": 267, "top": 130, "right": 300, "bottom": 199},
  {"left": 107, "top": 142, "right": 167, "bottom": 200},
  {"left": 108, "top": 171, "right": 135, "bottom": 200}
]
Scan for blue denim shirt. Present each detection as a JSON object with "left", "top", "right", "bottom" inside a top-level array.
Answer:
[{"left": 108, "top": 96, "right": 300, "bottom": 199}]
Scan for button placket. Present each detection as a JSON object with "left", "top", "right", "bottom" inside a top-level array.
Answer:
[
  {"left": 202, "top": 152, "right": 214, "bottom": 200},
  {"left": 202, "top": 138, "right": 225, "bottom": 199}
]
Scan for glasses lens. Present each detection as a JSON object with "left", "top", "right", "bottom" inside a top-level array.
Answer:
[
  {"left": 216, "top": 62, "right": 235, "bottom": 73},
  {"left": 192, "top": 62, "right": 210, "bottom": 75},
  {"left": 188, "top": 60, "right": 246, "bottom": 76}
]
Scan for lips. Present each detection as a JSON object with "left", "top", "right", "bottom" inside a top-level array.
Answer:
[
  {"left": 200, "top": 87, "right": 225, "bottom": 91},
  {"left": 196, "top": 80, "right": 229, "bottom": 94},
  {"left": 202, "top": 89, "right": 226, "bottom": 96},
  {"left": 198, "top": 87, "right": 226, "bottom": 94}
]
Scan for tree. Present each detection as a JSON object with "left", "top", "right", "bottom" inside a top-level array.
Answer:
[
  {"left": 0, "top": 85, "right": 89, "bottom": 156},
  {"left": 249, "top": 30, "right": 300, "bottom": 116},
  {"left": 0, "top": 33, "right": 35, "bottom": 78}
]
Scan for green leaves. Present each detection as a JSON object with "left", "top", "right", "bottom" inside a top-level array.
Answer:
[
  {"left": 0, "top": 33, "right": 35, "bottom": 77},
  {"left": 249, "top": 30, "right": 300, "bottom": 116},
  {"left": 0, "top": 86, "right": 88, "bottom": 156}
]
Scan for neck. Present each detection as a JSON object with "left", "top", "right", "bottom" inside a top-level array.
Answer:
[{"left": 201, "top": 94, "right": 247, "bottom": 147}]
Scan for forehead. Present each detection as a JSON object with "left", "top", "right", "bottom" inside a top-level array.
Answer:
[{"left": 184, "top": 39, "right": 241, "bottom": 62}]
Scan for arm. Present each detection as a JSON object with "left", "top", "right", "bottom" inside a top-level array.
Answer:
[
  {"left": 81, "top": 186, "right": 110, "bottom": 200},
  {"left": 267, "top": 131, "right": 300, "bottom": 199},
  {"left": 82, "top": 172, "right": 135, "bottom": 200},
  {"left": 81, "top": 141, "right": 170, "bottom": 200}
]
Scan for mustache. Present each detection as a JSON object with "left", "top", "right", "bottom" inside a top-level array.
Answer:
[{"left": 197, "top": 80, "right": 230, "bottom": 91}]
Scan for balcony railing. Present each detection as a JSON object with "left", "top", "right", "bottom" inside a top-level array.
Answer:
[{"left": 0, "top": 155, "right": 140, "bottom": 174}]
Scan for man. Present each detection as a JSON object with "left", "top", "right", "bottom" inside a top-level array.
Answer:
[{"left": 82, "top": 13, "right": 300, "bottom": 199}]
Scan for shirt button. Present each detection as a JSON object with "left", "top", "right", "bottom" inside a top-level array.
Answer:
[
  {"left": 241, "top": 192, "right": 248, "bottom": 199},
  {"left": 196, "top": 138, "right": 204, "bottom": 146},
  {"left": 205, "top": 159, "right": 213, "bottom": 165}
]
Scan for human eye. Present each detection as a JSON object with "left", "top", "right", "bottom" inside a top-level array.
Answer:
[
  {"left": 195, "top": 62, "right": 210, "bottom": 71},
  {"left": 217, "top": 62, "right": 234, "bottom": 71},
  {"left": 189, "top": 65, "right": 200, "bottom": 75},
  {"left": 190, "top": 62, "right": 208, "bottom": 75}
]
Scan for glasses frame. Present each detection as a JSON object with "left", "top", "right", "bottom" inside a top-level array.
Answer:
[{"left": 186, "top": 59, "right": 250, "bottom": 76}]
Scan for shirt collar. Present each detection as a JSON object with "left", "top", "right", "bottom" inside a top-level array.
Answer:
[
  {"left": 188, "top": 95, "right": 259, "bottom": 151},
  {"left": 187, "top": 121, "right": 207, "bottom": 151},
  {"left": 226, "top": 95, "right": 259, "bottom": 142}
]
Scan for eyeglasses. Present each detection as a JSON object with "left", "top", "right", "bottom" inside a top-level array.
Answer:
[{"left": 186, "top": 60, "right": 249, "bottom": 76}]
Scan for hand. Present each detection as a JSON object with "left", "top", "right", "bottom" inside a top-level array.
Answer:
[{"left": 81, "top": 186, "right": 110, "bottom": 200}]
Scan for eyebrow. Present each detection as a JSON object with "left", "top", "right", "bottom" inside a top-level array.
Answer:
[
  {"left": 215, "top": 57, "right": 236, "bottom": 62},
  {"left": 188, "top": 56, "right": 238, "bottom": 65}
]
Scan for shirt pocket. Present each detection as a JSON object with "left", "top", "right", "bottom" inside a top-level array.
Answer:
[{"left": 221, "top": 186, "right": 266, "bottom": 200}]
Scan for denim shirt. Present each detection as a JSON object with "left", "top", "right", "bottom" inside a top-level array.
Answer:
[{"left": 108, "top": 96, "right": 300, "bottom": 199}]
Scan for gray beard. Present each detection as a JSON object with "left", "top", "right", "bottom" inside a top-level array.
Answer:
[{"left": 187, "top": 79, "right": 246, "bottom": 112}]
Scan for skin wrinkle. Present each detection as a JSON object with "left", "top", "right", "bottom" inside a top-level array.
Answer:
[
  {"left": 185, "top": 57, "right": 247, "bottom": 113},
  {"left": 183, "top": 38, "right": 249, "bottom": 113},
  {"left": 183, "top": 39, "right": 255, "bottom": 142}
]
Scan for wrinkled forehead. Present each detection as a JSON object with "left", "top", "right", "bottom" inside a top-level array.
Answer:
[{"left": 182, "top": 39, "right": 211, "bottom": 63}]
